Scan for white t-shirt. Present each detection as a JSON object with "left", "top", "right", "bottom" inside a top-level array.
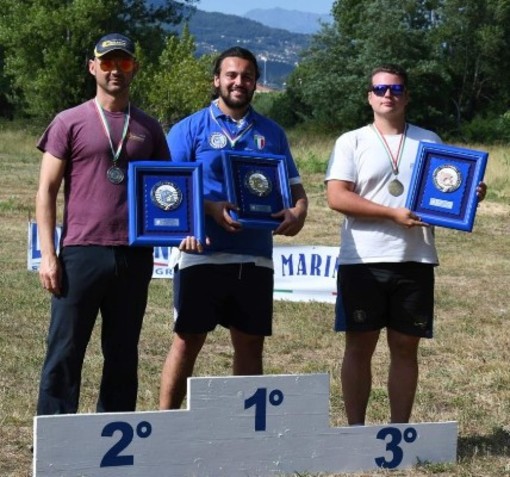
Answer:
[{"left": 325, "top": 123, "right": 442, "bottom": 265}]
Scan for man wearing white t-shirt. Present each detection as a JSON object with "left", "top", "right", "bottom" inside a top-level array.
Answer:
[{"left": 325, "top": 64, "right": 486, "bottom": 425}]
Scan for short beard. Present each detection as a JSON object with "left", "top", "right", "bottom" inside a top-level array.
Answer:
[{"left": 218, "top": 87, "right": 254, "bottom": 111}]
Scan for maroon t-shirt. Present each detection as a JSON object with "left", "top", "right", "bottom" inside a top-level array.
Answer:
[{"left": 37, "top": 99, "right": 170, "bottom": 246}]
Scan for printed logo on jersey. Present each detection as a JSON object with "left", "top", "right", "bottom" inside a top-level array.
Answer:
[
  {"left": 128, "top": 132, "right": 146, "bottom": 143},
  {"left": 209, "top": 132, "right": 228, "bottom": 149},
  {"left": 254, "top": 134, "right": 266, "bottom": 150}
]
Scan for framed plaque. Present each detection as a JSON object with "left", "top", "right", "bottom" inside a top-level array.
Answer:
[
  {"left": 128, "top": 161, "right": 205, "bottom": 246},
  {"left": 406, "top": 142, "right": 488, "bottom": 232},
  {"left": 222, "top": 151, "right": 292, "bottom": 229}
]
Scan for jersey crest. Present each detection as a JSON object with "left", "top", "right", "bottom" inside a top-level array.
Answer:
[{"left": 209, "top": 132, "right": 228, "bottom": 149}]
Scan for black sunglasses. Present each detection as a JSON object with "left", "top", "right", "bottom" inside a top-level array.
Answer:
[{"left": 371, "top": 84, "right": 406, "bottom": 97}]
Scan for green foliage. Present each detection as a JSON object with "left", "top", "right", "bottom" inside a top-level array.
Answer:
[
  {"left": 287, "top": 0, "right": 446, "bottom": 133},
  {"left": 133, "top": 26, "right": 211, "bottom": 128},
  {"left": 458, "top": 112, "right": 510, "bottom": 143},
  {"left": 287, "top": 0, "right": 510, "bottom": 141},
  {"left": 2, "top": 0, "right": 510, "bottom": 143},
  {"left": 252, "top": 92, "right": 302, "bottom": 128},
  {"left": 0, "top": 0, "right": 196, "bottom": 120},
  {"left": 430, "top": 0, "right": 510, "bottom": 122},
  {"left": 405, "top": 67, "right": 455, "bottom": 133},
  {"left": 251, "top": 92, "right": 275, "bottom": 116}
]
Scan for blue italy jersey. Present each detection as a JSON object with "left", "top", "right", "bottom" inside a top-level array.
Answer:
[{"left": 167, "top": 101, "right": 301, "bottom": 258}]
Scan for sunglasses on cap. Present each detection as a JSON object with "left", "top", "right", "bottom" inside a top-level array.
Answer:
[
  {"left": 371, "top": 84, "right": 405, "bottom": 97},
  {"left": 98, "top": 57, "right": 135, "bottom": 73}
]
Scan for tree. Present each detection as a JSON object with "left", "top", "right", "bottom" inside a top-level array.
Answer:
[
  {"left": 285, "top": 0, "right": 510, "bottom": 139},
  {"left": 0, "top": 0, "right": 197, "bottom": 119},
  {"left": 0, "top": 47, "right": 15, "bottom": 119},
  {"left": 132, "top": 25, "right": 212, "bottom": 128},
  {"left": 430, "top": 0, "right": 510, "bottom": 133},
  {"left": 286, "top": 0, "right": 442, "bottom": 132}
]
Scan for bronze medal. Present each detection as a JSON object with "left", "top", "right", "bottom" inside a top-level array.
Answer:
[
  {"left": 371, "top": 124, "right": 409, "bottom": 198},
  {"left": 388, "top": 178, "right": 405, "bottom": 197}
]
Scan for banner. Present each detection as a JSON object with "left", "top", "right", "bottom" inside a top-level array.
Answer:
[
  {"left": 27, "top": 222, "right": 338, "bottom": 303},
  {"left": 273, "top": 245, "right": 338, "bottom": 303},
  {"left": 27, "top": 220, "right": 62, "bottom": 271}
]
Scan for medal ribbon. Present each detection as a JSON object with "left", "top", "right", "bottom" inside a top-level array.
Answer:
[
  {"left": 94, "top": 98, "right": 131, "bottom": 164},
  {"left": 371, "top": 123, "right": 408, "bottom": 175},
  {"left": 209, "top": 103, "right": 254, "bottom": 148}
]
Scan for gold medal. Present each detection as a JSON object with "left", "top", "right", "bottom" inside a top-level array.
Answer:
[{"left": 388, "top": 178, "right": 405, "bottom": 197}]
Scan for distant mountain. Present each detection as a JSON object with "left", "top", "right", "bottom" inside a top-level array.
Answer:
[
  {"left": 145, "top": 1, "right": 317, "bottom": 87},
  {"left": 244, "top": 8, "right": 332, "bottom": 35},
  {"left": 171, "top": 9, "right": 311, "bottom": 88}
]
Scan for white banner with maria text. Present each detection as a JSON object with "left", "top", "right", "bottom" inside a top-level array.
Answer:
[{"left": 27, "top": 221, "right": 338, "bottom": 303}]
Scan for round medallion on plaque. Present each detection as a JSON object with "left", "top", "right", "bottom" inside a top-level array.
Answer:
[
  {"left": 244, "top": 171, "right": 272, "bottom": 197},
  {"left": 433, "top": 165, "right": 462, "bottom": 193},
  {"left": 151, "top": 181, "right": 183, "bottom": 211}
]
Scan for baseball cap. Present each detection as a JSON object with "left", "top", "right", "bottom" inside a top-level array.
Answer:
[{"left": 94, "top": 33, "right": 135, "bottom": 58}]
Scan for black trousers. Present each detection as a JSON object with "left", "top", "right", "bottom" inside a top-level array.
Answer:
[{"left": 37, "top": 245, "right": 153, "bottom": 415}]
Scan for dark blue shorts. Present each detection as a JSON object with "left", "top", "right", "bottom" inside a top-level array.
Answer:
[
  {"left": 173, "top": 263, "right": 274, "bottom": 336},
  {"left": 334, "top": 262, "right": 435, "bottom": 338}
]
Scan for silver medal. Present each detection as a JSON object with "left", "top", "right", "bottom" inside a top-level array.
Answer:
[
  {"left": 107, "top": 166, "right": 125, "bottom": 184},
  {"left": 388, "top": 178, "right": 405, "bottom": 197}
]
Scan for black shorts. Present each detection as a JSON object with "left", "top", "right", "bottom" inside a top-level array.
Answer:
[
  {"left": 334, "top": 262, "right": 434, "bottom": 338},
  {"left": 173, "top": 263, "right": 274, "bottom": 336}
]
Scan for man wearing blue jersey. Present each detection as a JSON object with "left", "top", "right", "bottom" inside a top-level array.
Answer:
[{"left": 159, "top": 47, "right": 308, "bottom": 409}]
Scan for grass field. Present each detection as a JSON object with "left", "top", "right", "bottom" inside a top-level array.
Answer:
[{"left": 0, "top": 122, "right": 509, "bottom": 476}]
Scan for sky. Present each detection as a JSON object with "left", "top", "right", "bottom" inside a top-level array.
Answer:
[{"left": 196, "top": 0, "right": 334, "bottom": 16}]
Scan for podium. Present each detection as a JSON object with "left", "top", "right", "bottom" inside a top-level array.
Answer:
[{"left": 34, "top": 374, "right": 457, "bottom": 476}]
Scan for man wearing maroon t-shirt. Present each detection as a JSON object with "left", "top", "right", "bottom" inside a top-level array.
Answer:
[{"left": 35, "top": 33, "right": 170, "bottom": 414}]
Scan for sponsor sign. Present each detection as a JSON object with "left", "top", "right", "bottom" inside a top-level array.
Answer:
[{"left": 28, "top": 222, "right": 338, "bottom": 303}]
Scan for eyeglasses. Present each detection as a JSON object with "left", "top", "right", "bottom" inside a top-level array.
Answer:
[
  {"left": 98, "top": 58, "right": 135, "bottom": 73},
  {"left": 371, "top": 84, "right": 405, "bottom": 97}
]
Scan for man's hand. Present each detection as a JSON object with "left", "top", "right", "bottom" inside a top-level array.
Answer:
[
  {"left": 178, "top": 236, "right": 211, "bottom": 252},
  {"left": 272, "top": 205, "right": 307, "bottom": 236},
  {"left": 39, "top": 253, "right": 62, "bottom": 296},
  {"left": 392, "top": 207, "right": 428, "bottom": 228},
  {"left": 205, "top": 200, "right": 242, "bottom": 232},
  {"left": 477, "top": 181, "right": 487, "bottom": 201}
]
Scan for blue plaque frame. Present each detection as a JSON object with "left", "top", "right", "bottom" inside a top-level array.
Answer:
[
  {"left": 406, "top": 142, "right": 488, "bottom": 232},
  {"left": 222, "top": 151, "right": 292, "bottom": 229},
  {"left": 128, "top": 161, "right": 205, "bottom": 246}
]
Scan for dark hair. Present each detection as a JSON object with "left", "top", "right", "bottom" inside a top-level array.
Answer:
[
  {"left": 212, "top": 47, "right": 260, "bottom": 80},
  {"left": 368, "top": 64, "right": 408, "bottom": 91}
]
